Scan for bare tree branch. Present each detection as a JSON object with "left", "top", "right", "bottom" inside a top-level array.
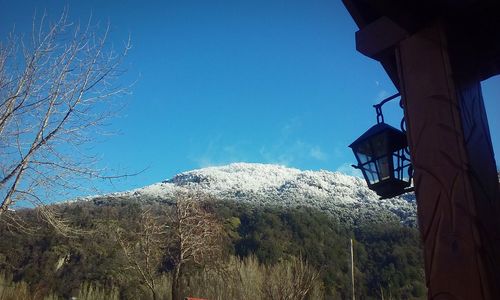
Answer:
[
  {"left": 0, "top": 10, "right": 132, "bottom": 222},
  {"left": 116, "top": 208, "right": 167, "bottom": 300},
  {"left": 167, "top": 191, "right": 225, "bottom": 300}
]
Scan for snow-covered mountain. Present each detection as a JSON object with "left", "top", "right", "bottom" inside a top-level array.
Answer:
[{"left": 87, "top": 163, "right": 418, "bottom": 227}]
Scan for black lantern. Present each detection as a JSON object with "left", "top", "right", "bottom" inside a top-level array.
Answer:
[{"left": 349, "top": 94, "right": 413, "bottom": 199}]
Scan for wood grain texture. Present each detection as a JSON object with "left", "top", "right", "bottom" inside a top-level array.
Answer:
[{"left": 396, "top": 23, "right": 500, "bottom": 299}]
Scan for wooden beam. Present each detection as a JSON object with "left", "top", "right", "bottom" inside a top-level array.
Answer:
[{"left": 355, "top": 17, "right": 408, "bottom": 59}]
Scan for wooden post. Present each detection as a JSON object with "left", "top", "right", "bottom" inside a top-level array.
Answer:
[{"left": 396, "top": 22, "right": 500, "bottom": 299}]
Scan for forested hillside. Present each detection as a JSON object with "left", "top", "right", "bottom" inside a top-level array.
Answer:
[{"left": 0, "top": 197, "right": 425, "bottom": 299}]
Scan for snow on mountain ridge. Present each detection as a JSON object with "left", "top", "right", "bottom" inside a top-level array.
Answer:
[
  {"left": 168, "top": 163, "right": 302, "bottom": 190},
  {"left": 100, "top": 163, "right": 417, "bottom": 227},
  {"left": 167, "top": 163, "right": 362, "bottom": 192}
]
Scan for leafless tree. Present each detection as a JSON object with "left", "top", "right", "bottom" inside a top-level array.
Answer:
[
  {"left": 263, "top": 256, "right": 322, "bottom": 300},
  {"left": 0, "top": 10, "right": 131, "bottom": 222},
  {"left": 116, "top": 208, "right": 167, "bottom": 300},
  {"left": 168, "top": 192, "right": 225, "bottom": 300}
]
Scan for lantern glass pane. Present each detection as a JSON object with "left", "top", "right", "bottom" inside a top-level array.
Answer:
[
  {"left": 393, "top": 151, "right": 402, "bottom": 180},
  {"left": 362, "top": 162, "right": 379, "bottom": 185},
  {"left": 357, "top": 153, "right": 372, "bottom": 164},
  {"left": 392, "top": 149, "right": 411, "bottom": 183},
  {"left": 370, "top": 133, "right": 388, "bottom": 157},
  {"left": 355, "top": 140, "right": 374, "bottom": 157},
  {"left": 376, "top": 156, "right": 391, "bottom": 181}
]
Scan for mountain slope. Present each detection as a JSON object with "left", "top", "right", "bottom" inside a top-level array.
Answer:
[{"left": 89, "top": 163, "right": 417, "bottom": 226}]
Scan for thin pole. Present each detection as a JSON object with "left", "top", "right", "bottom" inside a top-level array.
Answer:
[{"left": 351, "top": 238, "right": 355, "bottom": 300}]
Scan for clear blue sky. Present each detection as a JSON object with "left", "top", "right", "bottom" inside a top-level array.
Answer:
[{"left": 1, "top": 0, "right": 499, "bottom": 195}]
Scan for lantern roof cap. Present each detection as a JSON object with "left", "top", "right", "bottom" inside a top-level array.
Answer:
[{"left": 349, "top": 122, "right": 403, "bottom": 148}]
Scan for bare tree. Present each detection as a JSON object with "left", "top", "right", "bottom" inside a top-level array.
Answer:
[
  {"left": 262, "top": 256, "right": 322, "bottom": 300},
  {"left": 0, "top": 10, "right": 130, "bottom": 219},
  {"left": 116, "top": 208, "right": 167, "bottom": 300},
  {"left": 168, "top": 192, "right": 225, "bottom": 300}
]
